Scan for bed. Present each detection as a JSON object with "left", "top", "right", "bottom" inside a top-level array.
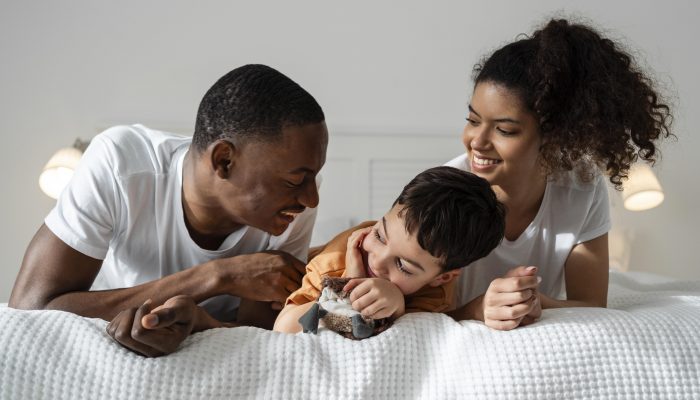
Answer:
[{"left": 1, "top": 271, "right": 699, "bottom": 399}]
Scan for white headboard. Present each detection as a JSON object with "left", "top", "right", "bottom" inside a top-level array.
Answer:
[{"left": 312, "top": 132, "right": 463, "bottom": 245}]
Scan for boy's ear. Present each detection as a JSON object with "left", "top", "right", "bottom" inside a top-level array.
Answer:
[
  {"left": 428, "top": 269, "right": 461, "bottom": 287},
  {"left": 210, "top": 140, "right": 237, "bottom": 179}
]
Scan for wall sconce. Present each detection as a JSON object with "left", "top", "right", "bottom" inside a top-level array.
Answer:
[
  {"left": 621, "top": 163, "right": 664, "bottom": 211},
  {"left": 39, "top": 138, "right": 89, "bottom": 199}
]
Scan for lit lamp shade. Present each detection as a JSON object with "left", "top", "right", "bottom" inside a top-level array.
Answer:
[
  {"left": 622, "top": 163, "right": 664, "bottom": 211},
  {"left": 39, "top": 147, "right": 83, "bottom": 199}
]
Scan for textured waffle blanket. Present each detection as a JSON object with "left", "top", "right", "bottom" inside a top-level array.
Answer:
[{"left": 1, "top": 272, "right": 699, "bottom": 400}]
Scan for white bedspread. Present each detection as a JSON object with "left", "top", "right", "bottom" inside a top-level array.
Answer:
[{"left": 1, "top": 272, "right": 699, "bottom": 400}]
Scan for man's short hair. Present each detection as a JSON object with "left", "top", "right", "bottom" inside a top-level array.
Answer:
[
  {"left": 394, "top": 166, "right": 506, "bottom": 272},
  {"left": 192, "top": 64, "right": 325, "bottom": 150}
]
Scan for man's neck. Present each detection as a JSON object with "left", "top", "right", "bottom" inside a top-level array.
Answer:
[{"left": 181, "top": 150, "right": 244, "bottom": 250}]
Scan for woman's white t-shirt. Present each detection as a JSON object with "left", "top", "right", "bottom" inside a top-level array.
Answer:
[{"left": 445, "top": 153, "right": 611, "bottom": 307}]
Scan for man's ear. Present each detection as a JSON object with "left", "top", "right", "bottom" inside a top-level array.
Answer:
[
  {"left": 209, "top": 140, "right": 237, "bottom": 179},
  {"left": 428, "top": 269, "right": 461, "bottom": 287}
]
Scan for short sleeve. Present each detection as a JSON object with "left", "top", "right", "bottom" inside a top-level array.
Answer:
[
  {"left": 577, "top": 173, "right": 612, "bottom": 244},
  {"left": 405, "top": 280, "right": 455, "bottom": 313},
  {"left": 44, "top": 132, "right": 120, "bottom": 259},
  {"left": 285, "top": 252, "right": 345, "bottom": 306}
]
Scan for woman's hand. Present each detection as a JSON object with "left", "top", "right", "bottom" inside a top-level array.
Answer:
[
  {"left": 482, "top": 266, "right": 541, "bottom": 330},
  {"left": 344, "top": 227, "right": 372, "bottom": 278},
  {"left": 343, "top": 278, "right": 405, "bottom": 320}
]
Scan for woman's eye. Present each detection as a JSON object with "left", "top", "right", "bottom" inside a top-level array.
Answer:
[
  {"left": 496, "top": 127, "right": 515, "bottom": 136},
  {"left": 466, "top": 117, "right": 480, "bottom": 126}
]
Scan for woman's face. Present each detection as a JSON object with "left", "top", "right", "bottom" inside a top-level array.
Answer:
[{"left": 462, "top": 82, "right": 543, "bottom": 190}]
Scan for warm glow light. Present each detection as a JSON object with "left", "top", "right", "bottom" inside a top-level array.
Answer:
[
  {"left": 39, "top": 147, "right": 83, "bottom": 199},
  {"left": 622, "top": 163, "right": 664, "bottom": 211}
]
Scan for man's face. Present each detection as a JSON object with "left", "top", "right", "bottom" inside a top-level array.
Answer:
[
  {"left": 359, "top": 205, "right": 458, "bottom": 295},
  {"left": 216, "top": 122, "right": 328, "bottom": 236}
]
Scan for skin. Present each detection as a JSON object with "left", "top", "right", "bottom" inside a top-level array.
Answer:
[
  {"left": 274, "top": 205, "right": 459, "bottom": 334},
  {"left": 10, "top": 122, "right": 328, "bottom": 357},
  {"left": 446, "top": 82, "right": 609, "bottom": 330}
]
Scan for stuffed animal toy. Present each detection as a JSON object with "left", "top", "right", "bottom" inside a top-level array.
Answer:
[{"left": 298, "top": 277, "right": 391, "bottom": 340}]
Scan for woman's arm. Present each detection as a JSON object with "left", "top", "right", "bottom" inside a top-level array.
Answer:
[{"left": 540, "top": 233, "right": 609, "bottom": 309}]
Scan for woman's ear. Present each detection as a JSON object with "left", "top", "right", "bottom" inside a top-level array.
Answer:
[
  {"left": 209, "top": 140, "right": 237, "bottom": 179},
  {"left": 428, "top": 270, "right": 461, "bottom": 287}
]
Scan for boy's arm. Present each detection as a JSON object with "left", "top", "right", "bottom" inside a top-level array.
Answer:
[{"left": 273, "top": 302, "right": 316, "bottom": 333}]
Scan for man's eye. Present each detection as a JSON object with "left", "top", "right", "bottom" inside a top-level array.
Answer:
[{"left": 286, "top": 180, "right": 303, "bottom": 188}]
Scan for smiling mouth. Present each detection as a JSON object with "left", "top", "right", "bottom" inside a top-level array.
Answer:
[
  {"left": 473, "top": 155, "right": 502, "bottom": 166},
  {"left": 279, "top": 208, "right": 305, "bottom": 221}
]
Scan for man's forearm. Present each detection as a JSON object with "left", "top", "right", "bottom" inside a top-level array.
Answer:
[{"left": 44, "top": 260, "right": 226, "bottom": 321}]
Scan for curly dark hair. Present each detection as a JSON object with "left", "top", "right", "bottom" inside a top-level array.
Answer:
[
  {"left": 394, "top": 166, "right": 506, "bottom": 272},
  {"left": 192, "top": 64, "right": 325, "bottom": 151},
  {"left": 473, "top": 19, "right": 673, "bottom": 189}
]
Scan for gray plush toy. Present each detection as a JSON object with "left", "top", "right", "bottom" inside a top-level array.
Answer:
[{"left": 298, "top": 277, "right": 391, "bottom": 340}]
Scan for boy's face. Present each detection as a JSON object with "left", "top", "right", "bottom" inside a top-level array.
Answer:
[{"left": 359, "top": 205, "right": 459, "bottom": 295}]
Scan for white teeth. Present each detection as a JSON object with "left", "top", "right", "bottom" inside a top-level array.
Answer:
[
  {"left": 473, "top": 156, "right": 501, "bottom": 166},
  {"left": 280, "top": 211, "right": 299, "bottom": 217}
]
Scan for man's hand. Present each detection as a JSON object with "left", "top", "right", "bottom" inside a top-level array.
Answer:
[
  {"left": 106, "top": 295, "right": 220, "bottom": 357},
  {"left": 344, "top": 227, "right": 372, "bottom": 278},
  {"left": 343, "top": 278, "right": 405, "bottom": 320},
  {"left": 221, "top": 251, "right": 307, "bottom": 306},
  {"left": 481, "top": 266, "right": 541, "bottom": 330}
]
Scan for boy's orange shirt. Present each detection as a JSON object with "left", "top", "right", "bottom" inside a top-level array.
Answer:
[{"left": 286, "top": 221, "right": 455, "bottom": 313}]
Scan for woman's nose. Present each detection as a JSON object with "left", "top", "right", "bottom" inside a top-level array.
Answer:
[{"left": 463, "top": 124, "right": 490, "bottom": 151}]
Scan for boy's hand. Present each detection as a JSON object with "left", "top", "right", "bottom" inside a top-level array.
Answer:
[
  {"left": 344, "top": 227, "right": 373, "bottom": 278},
  {"left": 482, "top": 266, "right": 540, "bottom": 331},
  {"left": 343, "top": 278, "right": 405, "bottom": 320}
]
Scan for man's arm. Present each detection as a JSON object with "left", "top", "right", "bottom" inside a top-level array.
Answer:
[{"left": 10, "top": 224, "right": 305, "bottom": 321}]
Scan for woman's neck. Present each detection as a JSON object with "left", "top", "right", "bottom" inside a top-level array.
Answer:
[{"left": 492, "top": 174, "right": 548, "bottom": 241}]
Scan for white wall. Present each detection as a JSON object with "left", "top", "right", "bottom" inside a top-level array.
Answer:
[{"left": 1, "top": 0, "right": 698, "bottom": 301}]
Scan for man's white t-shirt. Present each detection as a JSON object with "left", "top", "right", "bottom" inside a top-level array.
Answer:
[
  {"left": 445, "top": 153, "right": 611, "bottom": 307},
  {"left": 45, "top": 124, "right": 317, "bottom": 319}
]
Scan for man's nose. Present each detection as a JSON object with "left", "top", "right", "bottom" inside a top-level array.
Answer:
[{"left": 298, "top": 178, "right": 319, "bottom": 209}]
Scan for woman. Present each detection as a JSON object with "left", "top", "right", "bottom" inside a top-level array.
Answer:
[{"left": 447, "top": 19, "right": 673, "bottom": 330}]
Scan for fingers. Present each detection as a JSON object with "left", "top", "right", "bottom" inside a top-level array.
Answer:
[
  {"left": 484, "top": 296, "right": 536, "bottom": 321},
  {"left": 343, "top": 278, "right": 366, "bottom": 293},
  {"left": 504, "top": 266, "right": 538, "bottom": 278},
  {"left": 490, "top": 275, "right": 539, "bottom": 293},
  {"left": 484, "top": 289, "right": 535, "bottom": 307},
  {"left": 347, "top": 279, "right": 372, "bottom": 303},
  {"left": 359, "top": 301, "right": 387, "bottom": 319},
  {"left": 486, "top": 319, "right": 521, "bottom": 331},
  {"left": 106, "top": 306, "right": 165, "bottom": 358}
]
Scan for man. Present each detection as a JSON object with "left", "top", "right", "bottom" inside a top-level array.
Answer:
[{"left": 9, "top": 64, "right": 328, "bottom": 356}]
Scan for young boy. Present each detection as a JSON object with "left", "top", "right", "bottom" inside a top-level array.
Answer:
[{"left": 273, "top": 166, "right": 505, "bottom": 333}]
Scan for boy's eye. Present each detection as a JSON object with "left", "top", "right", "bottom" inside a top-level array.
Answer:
[
  {"left": 395, "top": 258, "right": 412, "bottom": 275},
  {"left": 373, "top": 228, "right": 386, "bottom": 244}
]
